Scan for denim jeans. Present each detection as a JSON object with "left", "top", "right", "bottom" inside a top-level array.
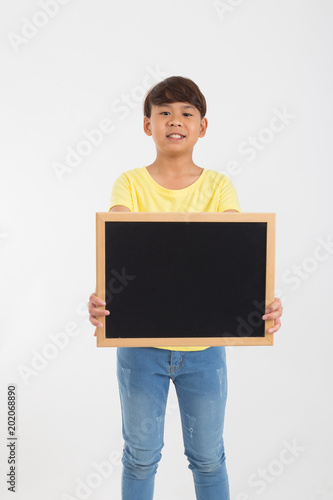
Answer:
[{"left": 116, "top": 346, "right": 230, "bottom": 500}]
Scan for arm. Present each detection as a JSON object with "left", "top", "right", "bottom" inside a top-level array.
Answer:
[{"left": 110, "top": 205, "right": 131, "bottom": 212}]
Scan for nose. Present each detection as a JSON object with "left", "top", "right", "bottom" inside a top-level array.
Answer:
[
  {"left": 168, "top": 114, "right": 183, "bottom": 127},
  {"left": 169, "top": 120, "right": 182, "bottom": 128}
]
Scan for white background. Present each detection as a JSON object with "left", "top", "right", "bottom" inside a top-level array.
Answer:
[{"left": 0, "top": 0, "right": 332, "bottom": 499}]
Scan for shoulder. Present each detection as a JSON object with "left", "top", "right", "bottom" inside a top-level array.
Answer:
[
  {"left": 204, "top": 169, "right": 235, "bottom": 186},
  {"left": 114, "top": 167, "right": 145, "bottom": 183}
]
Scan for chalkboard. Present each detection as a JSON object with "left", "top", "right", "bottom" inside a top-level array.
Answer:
[{"left": 96, "top": 212, "right": 276, "bottom": 347}]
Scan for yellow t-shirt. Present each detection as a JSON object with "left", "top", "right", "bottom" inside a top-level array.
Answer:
[{"left": 108, "top": 165, "right": 242, "bottom": 352}]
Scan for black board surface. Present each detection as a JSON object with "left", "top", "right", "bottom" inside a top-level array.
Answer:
[{"left": 104, "top": 221, "right": 267, "bottom": 339}]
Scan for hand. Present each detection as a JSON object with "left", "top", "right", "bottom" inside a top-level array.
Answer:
[
  {"left": 262, "top": 297, "right": 283, "bottom": 334},
  {"left": 87, "top": 292, "right": 110, "bottom": 336}
]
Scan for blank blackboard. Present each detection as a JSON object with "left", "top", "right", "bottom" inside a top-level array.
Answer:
[{"left": 96, "top": 212, "right": 276, "bottom": 347}]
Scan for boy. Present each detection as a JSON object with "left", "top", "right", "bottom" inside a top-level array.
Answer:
[{"left": 88, "top": 76, "right": 283, "bottom": 500}]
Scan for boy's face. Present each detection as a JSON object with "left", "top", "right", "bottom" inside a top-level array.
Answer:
[{"left": 143, "top": 101, "right": 208, "bottom": 155}]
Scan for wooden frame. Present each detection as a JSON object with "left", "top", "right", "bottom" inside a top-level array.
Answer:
[{"left": 96, "top": 212, "right": 276, "bottom": 347}]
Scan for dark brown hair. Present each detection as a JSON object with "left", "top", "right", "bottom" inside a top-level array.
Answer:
[{"left": 143, "top": 76, "right": 207, "bottom": 119}]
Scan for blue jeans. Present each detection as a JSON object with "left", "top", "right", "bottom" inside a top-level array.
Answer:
[{"left": 116, "top": 346, "right": 230, "bottom": 500}]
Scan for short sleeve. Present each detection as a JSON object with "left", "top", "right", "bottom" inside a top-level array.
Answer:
[
  {"left": 217, "top": 175, "right": 242, "bottom": 213},
  {"left": 108, "top": 172, "right": 133, "bottom": 212}
]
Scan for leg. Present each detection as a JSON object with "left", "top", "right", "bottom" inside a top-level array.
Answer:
[
  {"left": 116, "top": 347, "right": 171, "bottom": 500},
  {"left": 173, "top": 347, "right": 230, "bottom": 500}
]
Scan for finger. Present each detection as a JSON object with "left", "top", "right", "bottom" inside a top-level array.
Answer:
[
  {"left": 262, "top": 310, "right": 282, "bottom": 321},
  {"left": 88, "top": 300, "right": 107, "bottom": 311},
  {"left": 89, "top": 315, "right": 105, "bottom": 328},
  {"left": 268, "top": 318, "right": 281, "bottom": 334},
  {"left": 265, "top": 302, "right": 278, "bottom": 314},
  {"left": 88, "top": 306, "right": 110, "bottom": 316},
  {"left": 265, "top": 298, "right": 282, "bottom": 314},
  {"left": 89, "top": 293, "right": 106, "bottom": 307}
]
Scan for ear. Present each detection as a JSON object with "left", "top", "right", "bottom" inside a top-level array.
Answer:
[
  {"left": 143, "top": 116, "right": 152, "bottom": 136},
  {"left": 199, "top": 117, "right": 208, "bottom": 138}
]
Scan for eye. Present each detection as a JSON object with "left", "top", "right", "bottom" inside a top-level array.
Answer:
[
  {"left": 183, "top": 113, "right": 192, "bottom": 117},
  {"left": 160, "top": 111, "right": 170, "bottom": 115}
]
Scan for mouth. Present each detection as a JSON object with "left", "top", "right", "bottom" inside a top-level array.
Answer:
[{"left": 166, "top": 134, "right": 185, "bottom": 141}]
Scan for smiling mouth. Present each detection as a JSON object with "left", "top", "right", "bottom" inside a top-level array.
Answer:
[{"left": 167, "top": 134, "right": 185, "bottom": 140}]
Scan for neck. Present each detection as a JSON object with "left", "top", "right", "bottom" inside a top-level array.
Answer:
[{"left": 150, "top": 150, "right": 198, "bottom": 176}]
